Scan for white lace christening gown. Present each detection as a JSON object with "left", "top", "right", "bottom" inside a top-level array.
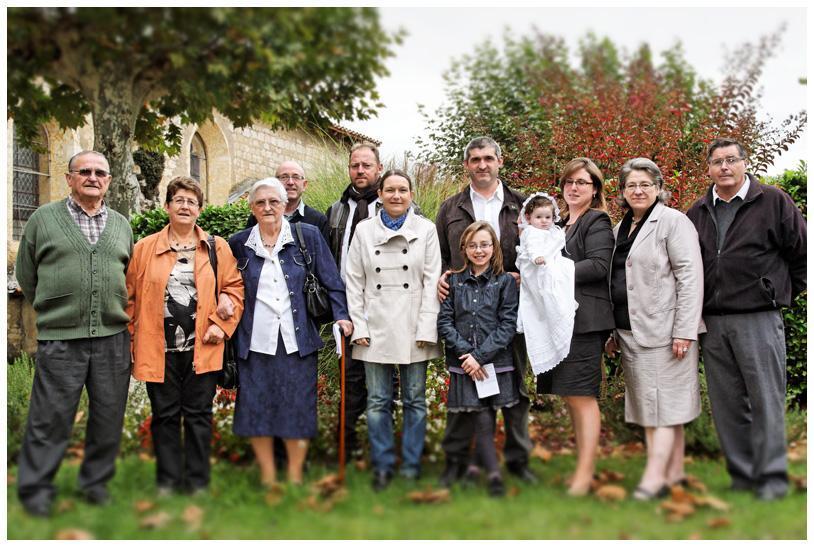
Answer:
[{"left": 516, "top": 225, "right": 577, "bottom": 375}]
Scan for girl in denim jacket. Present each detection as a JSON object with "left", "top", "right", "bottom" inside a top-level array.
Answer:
[{"left": 436, "top": 221, "right": 520, "bottom": 497}]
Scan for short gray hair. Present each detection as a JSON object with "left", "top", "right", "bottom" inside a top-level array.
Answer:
[
  {"left": 68, "top": 150, "right": 109, "bottom": 171},
  {"left": 617, "top": 157, "right": 671, "bottom": 208},
  {"left": 463, "top": 136, "right": 501, "bottom": 162},
  {"left": 248, "top": 177, "right": 288, "bottom": 205}
]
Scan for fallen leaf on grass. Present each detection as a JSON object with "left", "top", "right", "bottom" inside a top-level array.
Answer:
[
  {"left": 694, "top": 495, "right": 729, "bottom": 512},
  {"left": 660, "top": 500, "right": 696, "bottom": 519},
  {"left": 706, "top": 517, "right": 732, "bottom": 529},
  {"left": 56, "top": 500, "right": 75, "bottom": 514},
  {"left": 74, "top": 411, "right": 84, "bottom": 424},
  {"left": 687, "top": 532, "right": 703, "bottom": 540},
  {"left": 138, "top": 452, "right": 154, "bottom": 462},
  {"left": 182, "top": 505, "right": 204, "bottom": 530},
  {"left": 372, "top": 504, "right": 384, "bottom": 515},
  {"left": 139, "top": 511, "right": 171, "bottom": 529},
  {"left": 668, "top": 486, "right": 696, "bottom": 504},
  {"left": 300, "top": 494, "right": 336, "bottom": 513},
  {"left": 684, "top": 475, "right": 707, "bottom": 493},
  {"left": 54, "top": 528, "right": 94, "bottom": 540},
  {"left": 354, "top": 460, "right": 368, "bottom": 471},
  {"left": 406, "top": 488, "right": 451, "bottom": 504},
  {"left": 265, "top": 484, "right": 286, "bottom": 507},
  {"left": 788, "top": 441, "right": 806, "bottom": 462},
  {"left": 594, "top": 484, "right": 626, "bottom": 502},
  {"left": 531, "top": 444, "right": 553, "bottom": 462},
  {"left": 8, "top": 473, "right": 16, "bottom": 485},
  {"left": 134, "top": 500, "right": 155, "bottom": 513},
  {"left": 312, "top": 474, "right": 343, "bottom": 497},
  {"left": 790, "top": 474, "right": 806, "bottom": 491},
  {"left": 598, "top": 470, "right": 625, "bottom": 483},
  {"left": 507, "top": 486, "right": 520, "bottom": 498}
]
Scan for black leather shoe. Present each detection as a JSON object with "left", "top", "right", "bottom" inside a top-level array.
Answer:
[
  {"left": 507, "top": 465, "right": 538, "bottom": 484},
  {"left": 372, "top": 470, "right": 393, "bottom": 492},
  {"left": 438, "top": 461, "right": 465, "bottom": 488},
  {"left": 83, "top": 488, "right": 111, "bottom": 506},
  {"left": 487, "top": 476, "right": 506, "bottom": 497},
  {"left": 22, "top": 500, "right": 52, "bottom": 518}
]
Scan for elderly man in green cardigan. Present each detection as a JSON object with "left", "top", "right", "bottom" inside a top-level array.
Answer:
[{"left": 15, "top": 150, "right": 134, "bottom": 517}]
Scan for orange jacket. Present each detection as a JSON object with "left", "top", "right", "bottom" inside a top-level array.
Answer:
[{"left": 126, "top": 225, "right": 244, "bottom": 382}]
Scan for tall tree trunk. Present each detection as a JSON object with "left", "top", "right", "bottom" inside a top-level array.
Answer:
[{"left": 90, "top": 72, "right": 142, "bottom": 218}]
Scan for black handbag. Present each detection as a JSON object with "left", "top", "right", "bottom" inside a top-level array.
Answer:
[
  {"left": 208, "top": 235, "right": 239, "bottom": 390},
  {"left": 293, "top": 222, "right": 332, "bottom": 324}
]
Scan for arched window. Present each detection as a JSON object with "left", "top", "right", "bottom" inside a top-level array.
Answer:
[
  {"left": 12, "top": 132, "right": 49, "bottom": 240},
  {"left": 190, "top": 132, "right": 208, "bottom": 199}
]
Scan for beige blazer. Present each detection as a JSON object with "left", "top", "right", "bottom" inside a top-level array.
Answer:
[
  {"left": 612, "top": 202, "right": 705, "bottom": 347},
  {"left": 345, "top": 209, "right": 442, "bottom": 364}
]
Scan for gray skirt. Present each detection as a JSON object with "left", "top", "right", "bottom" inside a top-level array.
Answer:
[{"left": 617, "top": 329, "right": 701, "bottom": 427}]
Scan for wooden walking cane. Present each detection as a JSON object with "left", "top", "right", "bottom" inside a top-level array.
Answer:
[{"left": 338, "top": 334, "right": 347, "bottom": 483}]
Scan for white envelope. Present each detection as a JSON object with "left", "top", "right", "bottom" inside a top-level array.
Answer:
[{"left": 475, "top": 363, "right": 500, "bottom": 398}]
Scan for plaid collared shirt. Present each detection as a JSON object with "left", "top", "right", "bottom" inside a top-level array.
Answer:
[{"left": 66, "top": 195, "right": 108, "bottom": 244}]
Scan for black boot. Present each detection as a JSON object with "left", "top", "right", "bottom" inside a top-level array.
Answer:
[{"left": 439, "top": 459, "right": 465, "bottom": 488}]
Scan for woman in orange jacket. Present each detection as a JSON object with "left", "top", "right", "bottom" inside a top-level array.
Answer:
[{"left": 126, "top": 177, "right": 244, "bottom": 496}]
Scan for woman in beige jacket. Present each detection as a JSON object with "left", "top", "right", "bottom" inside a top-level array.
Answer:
[
  {"left": 345, "top": 169, "right": 441, "bottom": 491},
  {"left": 606, "top": 158, "right": 705, "bottom": 500}
]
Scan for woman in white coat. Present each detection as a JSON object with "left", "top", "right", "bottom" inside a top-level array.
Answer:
[
  {"left": 345, "top": 169, "right": 442, "bottom": 491},
  {"left": 606, "top": 158, "right": 705, "bottom": 500}
]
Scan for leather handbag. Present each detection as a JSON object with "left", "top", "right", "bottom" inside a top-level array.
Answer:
[
  {"left": 293, "top": 222, "right": 332, "bottom": 324},
  {"left": 208, "top": 235, "right": 239, "bottom": 390}
]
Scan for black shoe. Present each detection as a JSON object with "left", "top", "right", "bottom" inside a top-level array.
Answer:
[
  {"left": 507, "top": 465, "right": 538, "bottom": 484},
  {"left": 83, "top": 488, "right": 111, "bottom": 506},
  {"left": 438, "top": 461, "right": 465, "bottom": 488},
  {"left": 22, "top": 500, "right": 52, "bottom": 518},
  {"left": 755, "top": 485, "right": 788, "bottom": 501},
  {"left": 372, "top": 470, "right": 393, "bottom": 492},
  {"left": 487, "top": 476, "right": 506, "bottom": 497}
]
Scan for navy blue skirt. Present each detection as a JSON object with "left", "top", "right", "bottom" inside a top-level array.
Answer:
[{"left": 233, "top": 335, "right": 318, "bottom": 439}]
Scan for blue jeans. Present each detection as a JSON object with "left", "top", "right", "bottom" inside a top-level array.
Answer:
[{"left": 364, "top": 361, "right": 427, "bottom": 476}]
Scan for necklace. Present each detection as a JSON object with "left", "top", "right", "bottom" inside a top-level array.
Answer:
[{"left": 169, "top": 228, "right": 196, "bottom": 251}]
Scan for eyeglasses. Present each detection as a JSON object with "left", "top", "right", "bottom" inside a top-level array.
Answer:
[
  {"left": 69, "top": 168, "right": 110, "bottom": 178},
  {"left": 624, "top": 182, "right": 656, "bottom": 191},
  {"left": 563, "top": 178, "right": 593, "bottom": 187},
  {"left": 277, "top": 174, "right": 304, "bottom": 182},
  {"left": 253, "top": 198, "right": 283, "bottom": 209},
  {"left": 709, "top": 156, "right": 744, "bottom": 168},
  {"left": 171, "top": 197, "right": 200, "bottom": 208},
  {"left": 349, "top": 162, "right": 376, "bottom": 171},
  {"left": 466, "top": 242, "right": 494, "bottom": 251}
]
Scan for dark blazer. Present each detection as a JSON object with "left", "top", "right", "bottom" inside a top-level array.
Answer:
[
  {"left": 561, "top": 208, "right": 615, "bottom": 334},
  {"left": 246, "top": 202, "right": 330, "bottom": 244},
  {"left": 228, "top": 222, "right": 349, "bottom": 360}
]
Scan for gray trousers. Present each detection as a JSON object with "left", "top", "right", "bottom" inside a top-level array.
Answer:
[
  {"left": 701, "top": 311, "right": 788, "bottom": 495},
  {"left": 17, "top": 331, "right": 131, "bottom": 506}
]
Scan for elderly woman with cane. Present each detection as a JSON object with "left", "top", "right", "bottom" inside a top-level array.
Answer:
[{"left": 229, "top": 177, "right": 352, "bottom": 486}]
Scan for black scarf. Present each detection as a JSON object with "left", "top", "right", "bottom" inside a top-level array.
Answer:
[{"left": 342, "top": 183, "right": 379, "bottom": 240}]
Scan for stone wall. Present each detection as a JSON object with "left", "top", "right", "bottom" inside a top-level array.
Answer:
[{"left": 6, "top": 113, "right": 355, "bottom": 361}]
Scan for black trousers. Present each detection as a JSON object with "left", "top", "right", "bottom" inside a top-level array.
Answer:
[
  {"left": 442, "top": 334, "right": 532, "bottom": 468},
  {"left": 17, "top": 331, "right": 131, "bottom": 508},
  {"left": 146, "top": 350, "right": 218, "bottom": 490},
  {"left": 336, "top": 346, "right": 368, "bottom": 456}
]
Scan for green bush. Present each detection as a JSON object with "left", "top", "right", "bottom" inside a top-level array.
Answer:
[
  {"left": 7, "top": 353, "right": 89, "bottom": 464},
  {"left": 763, "top": 162, "right": 807, "bottom": 408},
  {"left": 131, "top": 199, "right": 252, "bottom": 241}
]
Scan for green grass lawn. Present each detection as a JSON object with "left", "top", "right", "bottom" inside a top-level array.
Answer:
[{"left": 7, "top": 452, "right": 806, "bottom": 540}]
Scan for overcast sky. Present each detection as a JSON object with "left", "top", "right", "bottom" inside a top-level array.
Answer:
[{"left": 343, "top": 6, "right": 808, "bottom": 175}]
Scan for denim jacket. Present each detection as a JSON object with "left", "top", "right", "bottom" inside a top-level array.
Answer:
[
  {"left": 228, "top": 222, "right": 349, "bottom": 359},
  {"left": 436, "top": 267, "right": 518, "bottom": 372}
]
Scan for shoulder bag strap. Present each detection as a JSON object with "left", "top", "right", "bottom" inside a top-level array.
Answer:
[
  {"left": 207, "top": 235, "right": 219, "bottom": 297},
  {"left": 294, "top": 222, "right": 314, "bottom": 272}
]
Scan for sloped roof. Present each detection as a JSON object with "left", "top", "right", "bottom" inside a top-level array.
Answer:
[{"left": 328, "top": 124, "right": 382, "bottom": 146}]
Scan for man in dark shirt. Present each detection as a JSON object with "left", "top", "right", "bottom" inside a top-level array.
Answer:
[{"left": 687, "top": 138, "right": 806, "bottom": 501}]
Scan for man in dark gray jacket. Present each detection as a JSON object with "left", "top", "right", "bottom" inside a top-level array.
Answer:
[
  {"left": 687, "top": 138, "right": 806, "bottom": 501},
  {"left": 435, "top": 136, "right": 534, "bottom": 484}
]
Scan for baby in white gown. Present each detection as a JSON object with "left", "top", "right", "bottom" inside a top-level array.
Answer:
[{"left": 515, "top": 193, "right": 577, "bottom": 375}]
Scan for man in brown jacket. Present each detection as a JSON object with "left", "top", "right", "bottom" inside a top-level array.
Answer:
[{"left": 435, "top": 136, "right": 534, "bottom": 485}]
